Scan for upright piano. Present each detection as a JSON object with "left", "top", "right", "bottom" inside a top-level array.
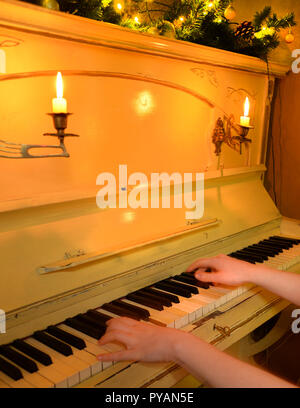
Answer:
[{"left": 0, "top": 0, "right": 299, "bottom": 388}]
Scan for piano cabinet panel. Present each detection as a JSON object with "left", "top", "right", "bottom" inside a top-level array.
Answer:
[{"left": 0, "top": 0, "right": 275, "bottom": 213}]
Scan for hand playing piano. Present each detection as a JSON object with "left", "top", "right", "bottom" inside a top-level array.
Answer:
[
  {"left": 187, "top": 254, "right": 258, "bottom": 286},
  {"left": 97, "top": 317, "right": 186, "bottom": 363}
]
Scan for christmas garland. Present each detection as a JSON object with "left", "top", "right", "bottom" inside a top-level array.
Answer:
[{"left": 24, "top": 0, "right": 296, "bottom": 60}]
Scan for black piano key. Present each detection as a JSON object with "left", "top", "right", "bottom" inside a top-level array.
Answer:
[
  {"left": 46, "top": 326, "right": 86, "bottom": 350},
  {"left": 143, "top": 287, "right": 180, "bottom": 303},
  {"left": 229, "top": 254, "right": 255, "bottom": 263},
  {"left": 162, "top": 279, "right": 196, "bottom": 296},
  {"left": 181, "top": 273, "right": 210, "bottom": 289},
  {"left": 168, "top": 278, "right": 199, "bottom": 294},
  {"left": 80, "top": 315, "right": 106, "bottom": 329},
  {"left": 271, "top": 236, "right": 300, "bottom": 244},
  {"left": 12, "top": 339, "right": 52, "bottom": 366},
  {"left": 238, "top": 248, "right": 269, "bottom": 260},
  {"left": 136, "top": 289, "right": 172, "bottom": 307},
  {"left": 65, "top": 317, "right": 103, "bottom": 340},
  {"left": 33, "top": 331, "right": 73, "bottom": 356},
  {"left": 260, "top": 239, "right": 291, "bottom": 249},
  {"left": 247, "top": 245, "right": 280, "bottom": 256},
  {"left": 172, "top": 275, "right": 206, "bottom": 289},
  {"left": 153, "top": 281, "right": 192, "bottom": 298},
  {"left": 86, "top": 310, "right": 111, "bottom": 325},
  {"left": 126, "top": 293, "right": 164, "bottom": 311},
  {"left": 101, "top": 303, "right": 141, "bottom": 320},
  {"left": 251, "top": 245, "right": 282, "bottom": 256},
  {"left": 265, "top": 238, "right": 292, "bottom": 247},
  {"left": 0, "top": 355, "right": 23, "bottom": 381},
  {"left": 234, "top": 250, "right": 264, "bottom": 261},
  {"left": 112, "top": 300, "right": 150, "bottom": 319},
  {"left": 236, "top": 251, "right": 266, "bottom": 262},
  {"left": 0, "top": 345, "right": 38, "bottom": 373},
  {"left": 77, "top": 313, "right": 109, "bottom": 330}
]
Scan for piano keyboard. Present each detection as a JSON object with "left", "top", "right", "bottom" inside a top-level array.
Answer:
[{"left": 0, "top": 235, "right": 299, "bottom": 388}]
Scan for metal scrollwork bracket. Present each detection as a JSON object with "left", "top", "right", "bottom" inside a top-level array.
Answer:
[
  {"left": 0, "top": 113, "right": 79, "bottom": 159},
  {"left": 212, "top": 114, "right": 253, "bottom": 157}
]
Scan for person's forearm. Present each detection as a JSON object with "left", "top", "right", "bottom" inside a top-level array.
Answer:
[
  {"left": 249, "top": 266, "right": 300, "bottom": 306},
  {"left": 173, "top": 333, "right": 296, "bottom": 388}
]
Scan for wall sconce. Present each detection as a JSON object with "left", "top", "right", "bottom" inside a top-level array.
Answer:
[
  {"left": 212, "top": 97, "right": 253, "bottom": 157},
  {"left": 0, "top": 72, "right": 79, "bottom": 159},
  {"left": 212, "top": 115, "right": 253, "bottom": 156}
]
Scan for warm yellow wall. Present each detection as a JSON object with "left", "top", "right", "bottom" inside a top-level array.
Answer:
[{"left": 265, "top": 71, "right": 300, "bottom": 219}]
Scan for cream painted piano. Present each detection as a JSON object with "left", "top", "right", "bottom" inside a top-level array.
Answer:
[{"left": 0, "top": 0, "right": 300, "bottom": 389}]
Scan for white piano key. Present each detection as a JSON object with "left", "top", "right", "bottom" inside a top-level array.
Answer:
[
  {"left": 12, "top": 367, "right": 53, "bottom": 388},
  {"left": 9, "top": 342, "right": 70, "bottom": 388},
  {"left": 14, "top": 352, "right": 68, "bottom": 388},
  {"left": 0, "top": 370, "right": 33, "bottom": 388},
  {"left": 0, "top": 378, "right": 11, "bottom": 388},
  {"left": 165, "top": 306, "right": 189, "bottom": 328},
  {"left": 58, "top": 324, "right": 113, "bottom": 369},
  {"left": 28, "top": 335, "right": 91, "bottom": 383},
  {"left": 25, "top": 338, "right": 80, "bottom": 387},
  {"left": 66, "top": 347, "right": 102, "bottom": 377}
]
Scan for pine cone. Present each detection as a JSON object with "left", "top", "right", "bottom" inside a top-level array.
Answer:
[{"left": 234, "top": 21, "right": 255, "bottom": 40}]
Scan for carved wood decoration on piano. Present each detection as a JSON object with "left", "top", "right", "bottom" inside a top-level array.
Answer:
[{"left": 0, "top": 0, "right": 299, "bottom": 388}]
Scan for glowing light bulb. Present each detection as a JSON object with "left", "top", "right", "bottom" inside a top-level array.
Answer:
[
  {"left": 134, "top": 16, "right": 140, "bottom": 24},
  {"left": 117, "top": 3, "right": 122, "bottom": 10},
  {"left": 207, "top": 2, "right": 214, "bottom": 9},
  {"left": 179, "top": 16, "right": 185, "bottom": 22}
]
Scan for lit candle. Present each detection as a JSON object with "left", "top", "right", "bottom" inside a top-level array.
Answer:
[
  {"left": 52, "top": 72, "right": 67, "bottom": 113},
  {"left": 240, "top": 97, "right": 250, "bottom": 127}
]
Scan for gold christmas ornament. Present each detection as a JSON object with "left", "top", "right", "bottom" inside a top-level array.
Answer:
[
  {"left": 159, "top": 21, "right": 176, "bottom": 39},
  {"left": 285, "top": 30, "right": 295, "bottom": 43},
  {"left": 40, "top": 0, "right": 59, "bottom": 10},
  {"left": 224, "top": 5, "right": 236, "bottom": 20},
  {"left": 147, "top": 27, "right": 160, "bottom": 36}
]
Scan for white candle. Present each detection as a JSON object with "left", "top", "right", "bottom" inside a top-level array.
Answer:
[
  {"left": 240, "top": 97, "right": 250, "bottom": 127},
  {"left": 52, "top": 72, "right": 67, "bottom": 113}
]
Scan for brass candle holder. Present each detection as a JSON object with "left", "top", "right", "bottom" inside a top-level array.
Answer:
[
  {"left": 0, "top": 112, "right": 79, "bottom": 159},
  {"left": 236, "top": 124, "right": 254, "bottom": 155},
  {"left": 212, "top": 115, "right": 253, "bottom": 157}
]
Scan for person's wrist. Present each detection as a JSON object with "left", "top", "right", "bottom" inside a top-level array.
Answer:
[
  {"left": 170, "top": 331, "right": 194, "bottom": 362},
  {"left": 245, "top": 263, "right": 272, "bottom": 285}
]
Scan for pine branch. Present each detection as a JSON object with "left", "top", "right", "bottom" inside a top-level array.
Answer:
[{"left": 253, "top": 6, "right": 271, "bottom": 28}]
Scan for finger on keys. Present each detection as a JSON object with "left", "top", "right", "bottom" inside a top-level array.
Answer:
[
  {"left": 194, "top": 270, "right": 221, "bottom": 283},
  {"left": 97, "top": 350, "right": 136, "bottom": 362},
  {"left": 106, "top": 317, "right": 144, "bottom": 330},
  {"left": 186, "top": 256, "right": 221, "bottom": 273},
  {"left": 98, "top": 330, "right": 134, "bottom": 348}
]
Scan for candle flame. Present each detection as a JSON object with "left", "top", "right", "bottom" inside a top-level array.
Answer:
[
  {"left": 56, "top": 72, "right": 64, "bottom": 99},
  {"left": 244, "top": 97, "right": 250, "bottom": 117}
]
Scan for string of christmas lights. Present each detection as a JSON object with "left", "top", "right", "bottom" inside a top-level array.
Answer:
[{"left": 26, "top": 0, "right": 296, "bottom": 60}]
